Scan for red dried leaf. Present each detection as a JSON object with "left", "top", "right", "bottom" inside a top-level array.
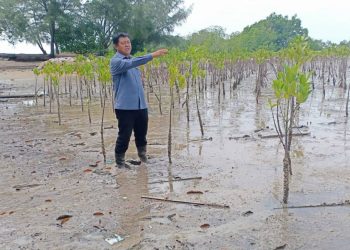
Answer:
[
  {"left": 93, "top": 212, "right": 104, "bottom": 216},
  {"left": 84, "top": 169, "right": 92, "bottom": 173},
  {"left": 200, "top": 223, "right": 210, "bottom": 229}
]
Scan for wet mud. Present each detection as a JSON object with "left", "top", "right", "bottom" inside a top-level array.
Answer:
[{"left": 1, "top": 63, "right": 350, "bottom": 249}]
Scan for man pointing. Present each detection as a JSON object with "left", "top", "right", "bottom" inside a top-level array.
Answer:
[{"left": 110, "top": 32, "right": 168, "bottom": 169}]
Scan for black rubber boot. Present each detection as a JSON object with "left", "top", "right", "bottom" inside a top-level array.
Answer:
[
  {"left": 137, "top": 146, "right": 147, "bottom": 163},
  {"left": 115, "top": 152, "right": 126, "bottom": 168}
]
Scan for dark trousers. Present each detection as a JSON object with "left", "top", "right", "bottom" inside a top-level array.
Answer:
[{"left": 115, "top": 109, "right": 148, "bottom": 154}]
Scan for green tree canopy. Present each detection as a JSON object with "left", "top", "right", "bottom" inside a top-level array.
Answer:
[
  {"left": 0, "top": 0, "right": 190, "bottom": 55},
  {"left": 186, "top": 13, "right": 310, "bottom": 53}
]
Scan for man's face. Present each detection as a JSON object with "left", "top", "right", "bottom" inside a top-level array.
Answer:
[{"left": 115, "top": 37, "right": 132, "bottom": 56}]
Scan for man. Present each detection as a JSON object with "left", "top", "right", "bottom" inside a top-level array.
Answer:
[{"left": 110, "top": 32, "right": 167, "bottom": 168}]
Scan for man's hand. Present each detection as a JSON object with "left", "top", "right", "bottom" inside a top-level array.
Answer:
[{"left": 151, "top": 49, "right": 168, "bottom": 58}]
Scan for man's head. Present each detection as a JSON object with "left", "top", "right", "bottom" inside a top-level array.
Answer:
[{"left": 112, "top": 33, "right": 131, "bottom": 56}]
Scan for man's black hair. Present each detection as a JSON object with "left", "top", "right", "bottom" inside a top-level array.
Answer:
[{"left": 112, "top": 32, "right": 130, "bottom": 45}]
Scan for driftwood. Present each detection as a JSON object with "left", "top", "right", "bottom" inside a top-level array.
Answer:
[
  {"left": 148, "top": 176, "right": 202, "bottom": 184},
  {"left": 141, "top": 195, "right": 229, "bottom": 209},
  {"left": 13, "top": 183, "right": 42, "bottom": 191},
  {"left": 0, "top": 94, "right": 44, "bottom": 99},
  {"left": 258, "top": 132, "right": 310, "bottom": 139},
  {"left": 0, "top": 53, "right": 50, "bottom": 62}
]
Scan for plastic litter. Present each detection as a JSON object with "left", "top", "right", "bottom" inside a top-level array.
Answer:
[{"left": 105, "top": 234, "right": 124, "bottom": 245}]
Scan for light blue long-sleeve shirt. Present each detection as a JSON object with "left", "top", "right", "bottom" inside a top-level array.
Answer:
[{"left": 110, "top": 52, "right": 153, "bottom": 110}]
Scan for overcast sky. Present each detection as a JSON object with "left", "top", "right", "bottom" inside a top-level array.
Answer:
[{"left": 1, "top": 0, "right": 349, "bottom": 53}]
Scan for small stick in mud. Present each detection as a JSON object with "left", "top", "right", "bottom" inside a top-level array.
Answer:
[
  {"left": 141, "top": 195, "right": 229, "bottom": 209},
  {"left": 274, "top": 200, "right": 350, "bottom": 210},
  {"left": 148, "top": 176, "right": 202, "bottom": 184}
]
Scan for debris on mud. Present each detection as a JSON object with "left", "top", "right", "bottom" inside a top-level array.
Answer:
[
  {"left": 242, "top": 211, "right": 254, "bottom": 217},
  {"left": 200, "top": 224, "right": 210, "bottom": 229},
  {"left": 105, "top": 234, "right": 124, "bottom": 245}
]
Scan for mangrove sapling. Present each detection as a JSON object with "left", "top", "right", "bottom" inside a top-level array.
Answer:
[
  {"left": 33, "top": 68, "right": 40, "bottom": 105},
  {"left": 168, "top": 86, "right": 173, "bottom": 164},
  {"left": 346, "top": 69, "right": 350, "bottom": 117},
  {"left": 62, "top": 62, "right": 75, "bottom": 106},
  {"left": 166, "top": 52, "right": 187, "bottom": 163},
  {"left": 81, "top": 59, "right": 94, "bottom": 124},
  {"left": 254, "top": 49, "right": 269, "bottom": 104},
  {"left": 44, "top": 62, "right": 63, "bottom": 125},
  {"left": 188, "top": 47, "right": 206, "bottom": 137},
  {"left": 269, "top": 37, "right": 311, "bottom": 204},
  {"left": 96, "top": 57, "right": 111, "bottom": 163},
  {"left": 41, "top": 62, "right": 54, "bottom": 113},
  {"left": 75, "top": 55, "right": 85, "bottom": 112}
]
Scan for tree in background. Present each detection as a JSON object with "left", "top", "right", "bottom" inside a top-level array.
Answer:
[
  {"left": 187, "top": 13, "right": 311, "bottom": 53},
  {"left": 0, "top": 0, "right": 81, "bottom": 56},
  {"left": 129, "top": 0, "right": 191, "bottom": 52}
]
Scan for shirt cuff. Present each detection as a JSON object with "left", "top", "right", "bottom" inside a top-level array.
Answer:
[{"left": 147, "top": 54, "right": 153, "bottom": 60}]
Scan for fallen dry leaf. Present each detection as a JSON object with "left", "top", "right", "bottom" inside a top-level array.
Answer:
[
  {"left": 45, "top": 199, "right": 52, "bottom": 202},
  {"left": 60, "top": 217, "right": 70, "bottom": 225},
  {"left": 200, "top": 223, "right": 210, "bottom": 229},
  {"left": 84, "top": 169, "right": 92, "bottom": 173},
  {"left": 187, "top": 190, "right": 204, "bottom": 195},
  {"left": 93, "top": 212, "right": 104, "bottom": 216},
  {"left": 274, "top": 244, "right": 287, "bottom": 250},
  {"left": 56, "top": 215, "right": 72, "bottom": 220},
  {"left": 59, "top": 157, "right": 67, "bottom": 161}
]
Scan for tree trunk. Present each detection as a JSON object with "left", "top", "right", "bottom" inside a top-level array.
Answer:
[
  {"left": 101, "top": 85, "right": 107, "bottom": 163},
  {"left": 55, "top": 42, "right": 60, "bottom": 55},
  {"left": 49, "top": 21, "right": 55, "bottom": 58},
  {"left": 168, "top": 87, "right": 173, "bottom": 164},
  {"left": 55, "top": 85, "right": 61, "bottom": 125},
  {"left": 282, "top": 152, "right": 291, "bottom": 204},
  {"left": 346, "top": 81, "right": 350, "bottom": 117},
  {"left": 195, "top": 81, "right": 204, "bottom": 137},
  {"left": 36, "top": 41, "right": 47, "bottom": 55}
]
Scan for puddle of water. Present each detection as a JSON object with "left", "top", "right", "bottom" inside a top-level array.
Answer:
[{"left": 22, "top": 100, "right": 35, "bottom": 106}]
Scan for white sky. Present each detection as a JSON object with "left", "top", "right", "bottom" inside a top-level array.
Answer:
[{"left": 1, "top": 0, "right": 349, "bottom": 53}]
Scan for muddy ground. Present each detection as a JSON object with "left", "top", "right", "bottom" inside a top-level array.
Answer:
[{"left": 1, "top": 60, "right": 350, "bottom": 250}]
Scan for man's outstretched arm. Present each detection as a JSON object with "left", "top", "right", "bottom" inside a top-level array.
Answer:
[{"left": 110, "top": 49, "right": 168, "bottom": 75}]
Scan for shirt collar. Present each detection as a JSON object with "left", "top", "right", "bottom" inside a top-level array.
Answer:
[{"left": 116, "top": 52, "right": 131, "bottom": 59}]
